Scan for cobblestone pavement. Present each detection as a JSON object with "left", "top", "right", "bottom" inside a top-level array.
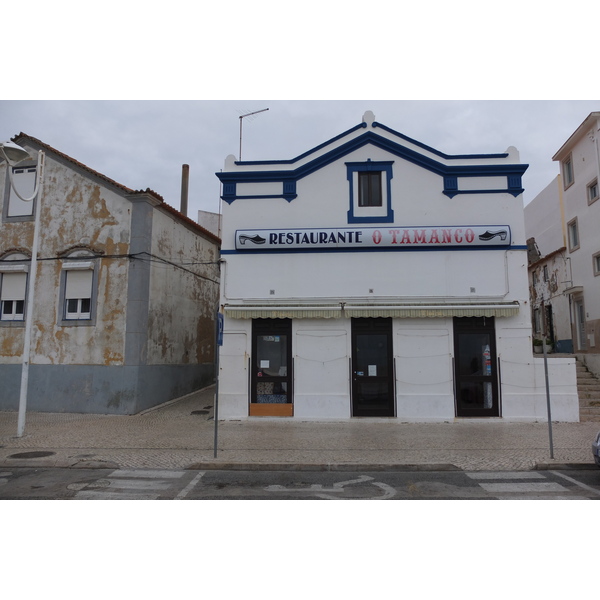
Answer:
[{"left": 0, "top": 385, "right": 598, "bottom": 471}]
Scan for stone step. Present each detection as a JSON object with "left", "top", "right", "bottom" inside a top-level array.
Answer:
[
  {"left": 577, "top": 371, "right": 596, "bottom": 380},
  {"left": 577, "top": 382, "right": 600, "bottom": 391},
  {"left": 580, "top": 398, "right": 600, "bottom": 406}
]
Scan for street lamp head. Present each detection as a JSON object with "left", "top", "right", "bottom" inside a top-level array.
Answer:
[{"left": 0, "top": 140, "right": 33, "bottom": 166}]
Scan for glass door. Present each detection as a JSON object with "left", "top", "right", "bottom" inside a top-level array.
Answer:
[
  {"left": 454, "top": 317, "right": 499, "bottom": 417},
  {"left": 351, "top": 318, "right": 395, "bottom": 417},
  {"left": 251, "top": 319, "right": 293, "bottom": 416}
]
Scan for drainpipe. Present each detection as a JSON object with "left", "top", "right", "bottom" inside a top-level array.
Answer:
[{"left": 180, "top": 164, "right": 189, "bottom": 217}]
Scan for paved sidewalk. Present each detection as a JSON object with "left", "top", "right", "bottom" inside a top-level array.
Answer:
[{"left": 0, "top": 385, "right": 598, "bottom": 471}]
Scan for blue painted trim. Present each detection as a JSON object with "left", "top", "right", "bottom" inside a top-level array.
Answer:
[
  {"left": 346, "top": 161, "right": 394, "bottom": 224},
  {"left": 233, "top": 123, "right": 367, "bottom": 166},
  {"left": 221, "top": 245, "right": 528, "bottom": 256},
  {"left": 372, "top": 122, "right": 510, "bottom": 160},
  {"left": 443, "top": 187, "right": 525, "bottom": 199},
  {"left": 216, "top": 129, "right": 528, "bottom": 203}
]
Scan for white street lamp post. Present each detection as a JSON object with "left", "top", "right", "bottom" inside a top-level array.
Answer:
[{"left": 1, "top": 141, "right": 45, "bottom": 437}]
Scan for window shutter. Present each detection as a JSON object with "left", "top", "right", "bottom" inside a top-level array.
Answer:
[
  {"left": 1, "top": 273, "right": 27, "bottom": 300},
  {"left": 8, "top": 167, "right": 37, "bottom": 217},
  {"left": 65, "top": 270, "right": 93, "bottom": 299}
]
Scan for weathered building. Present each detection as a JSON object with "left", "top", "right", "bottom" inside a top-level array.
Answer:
[
  {"left": 525, "top": 112, "right": 600, "bottom": 376},
  {"left": 0, "top": 133, "right": 220, "bottom": 414},
  {"left": 525, "top": 177, "right": 573, "bottom": 352},
  {"left": 215, "top": 112, "right": 579, "bottom": 422}
]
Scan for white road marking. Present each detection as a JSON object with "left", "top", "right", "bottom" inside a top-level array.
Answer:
[
  {"left": 109, "top": 469, "right": 186, "bottom": 479},
  {"left": 466, "top": 472, "right": 545, "bottom": 480},
  {"left": 73, "top": 469, "right": 188, "bottom": 500},
  {"left": 175, "top": 472, "right": 205, "bottom": 500},
  {"left": 266, "top": 475, "right": 396, "bottom": 500},
  {"left": 550, "top": 470, "right": 600, "bottom": 497},
  {"left": 478, "top": 482, "right": 568, "bottom": 493},
  {"left": 75, "top": 490, "right": 160, "bottom": 500},
  {"left": 102, "top": 479, "right": 173, "bottom": 490}
]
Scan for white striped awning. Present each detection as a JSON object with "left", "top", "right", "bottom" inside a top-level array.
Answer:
[{"left": 223, "top": 302, "right": 520, "bottom": 319}]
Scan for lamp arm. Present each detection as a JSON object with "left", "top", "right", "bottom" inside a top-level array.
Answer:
[{"left": 5, "top": 150, "right": 44, "bottom": 203}]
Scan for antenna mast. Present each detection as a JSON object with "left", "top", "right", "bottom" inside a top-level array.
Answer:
[{"left": 239, "top": 108, "right": 269, "bottom": 161}]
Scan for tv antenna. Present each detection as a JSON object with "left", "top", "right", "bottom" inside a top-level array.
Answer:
[{"left": 239, "top": 108, "right": 269, "bottom": 161}]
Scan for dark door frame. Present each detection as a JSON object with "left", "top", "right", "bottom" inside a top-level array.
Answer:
[
  {"left": 250, "top": 318, "right": 293, "bottom": 416},
  {"left": 351, "top": 317, "right": 395, "bottom": 417},
  {"left": 453, "top": 316, "right": 500, "bottom": 417}
]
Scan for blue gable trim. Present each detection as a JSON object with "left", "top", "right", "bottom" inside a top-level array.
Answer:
[
  {"left": 216, "top": 128, "right": 528, "bottom": 202},
  {"left": 372, "top": 122, "right": 510, "bottom": 160}
]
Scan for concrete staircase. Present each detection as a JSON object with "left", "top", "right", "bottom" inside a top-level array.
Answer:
[{"left": 577, "top": 360, "right": 600, "bottom": 422}]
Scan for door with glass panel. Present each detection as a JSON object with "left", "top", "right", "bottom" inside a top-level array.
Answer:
[
  {"left": 454, "top": 317, "right": 499, "bottom": 417},
  {"left": 351, "top": 318, "right": 395, "bottom": 417},
  {"left": 250, "top": 319, "right": 293, "bottom": 416}
]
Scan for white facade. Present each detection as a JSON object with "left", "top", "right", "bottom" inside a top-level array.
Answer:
[
  {"left": 526, "top": 112, "right": 600, "bottom": 375},
  {"left": 216, "top": 112, "right": 579, "bottom": 422}
]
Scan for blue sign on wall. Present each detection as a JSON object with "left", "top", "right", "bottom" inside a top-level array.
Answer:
[{"left": 217, "top": 312, "right": 224, "bottom": 347}]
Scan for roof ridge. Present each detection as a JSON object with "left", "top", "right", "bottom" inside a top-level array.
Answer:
[{"left": 11, "top": 133, "right": 220, "bottom": 244}]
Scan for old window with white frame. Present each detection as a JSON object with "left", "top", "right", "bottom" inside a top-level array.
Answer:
[
  {"left": 59, "top": 252, "right": 97, "bottom": 325},
  {"left": 3, "top": 164, "right": 37, "bottom": 219},
  {"left": 562, "top": 155, "right": 574, "bottom": 189},
  {"left": 567, "top": 217, "right": 580, "bottom": 252},
  {"left": 0, "top": 254, "right": 29, "bottom": 323},
  {"left": 593, "top": 251, "right": 600, "bottom": 277},
  {"left": 587, "top": 178, "right": 598, "bottom": 205}
]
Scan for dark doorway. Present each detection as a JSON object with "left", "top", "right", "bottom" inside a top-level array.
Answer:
[
  {"left": 454, "top": 317, "right": 500, "bottom": 417},
  {"left": 351, "top": 318, "right": 395, "bottom": 417},
  {"left": 251, "top": 318, "right": 293, "bottom": 416}
]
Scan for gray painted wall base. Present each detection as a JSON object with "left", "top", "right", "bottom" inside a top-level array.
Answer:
[{"left": 0, "top": 363, "right": 214, "bottom": 414}]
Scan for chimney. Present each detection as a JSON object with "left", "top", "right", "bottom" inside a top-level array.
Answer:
[{"left": 180, "top": 164, "right": 189, "bottom": 216}]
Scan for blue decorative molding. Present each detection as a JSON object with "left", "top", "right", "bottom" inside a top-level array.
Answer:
[
  {"left": 216, "top": 128, "right": 529, "bottom": 202},
  {"left": 372, "top": 122, "right": 510, "bottom": 160}
]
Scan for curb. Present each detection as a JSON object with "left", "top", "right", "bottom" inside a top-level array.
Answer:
[
  {"left": 185, "top": 462, "right": 463, "bottom": 472},
  {"left": 534, "top": 462, "right": 598, "bottom": 470}
]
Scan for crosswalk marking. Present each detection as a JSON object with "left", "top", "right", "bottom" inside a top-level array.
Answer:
[
  {"left": 478, "top": 482, "right": 567, "bottom": 493},
  {"left": 465, "top": 471, "right": 588, "bottom": 499},
  {"left": 466, "top": 472, "right": 545, "bottom": 480},
  {"left": 108, "top": 469, "right": 186, "bottom": 479},
  {"left": 75, "top": 490, "right": 161, "bottom": 500},
  {"left": 74, "top": 469, "right": 189, "bottom": 500}
]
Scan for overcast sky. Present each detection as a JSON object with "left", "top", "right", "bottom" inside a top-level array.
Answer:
[{"left": 1, "top": 100, "right": 598, "bottom": 219}]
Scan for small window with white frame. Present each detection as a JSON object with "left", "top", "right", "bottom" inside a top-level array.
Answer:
[
  {"left": 587, "top": 178, "right": 598, "bottom": 205},
  {"left": 567, "top": 217, "right": 580, "bottom": 252},
  {"left": 59, "top": 251, "right": 97, "bottom": 325},
  {"left": 346, "top": 160, "right": 394, "bottom": 223},
  {"left": 3, "top": 164, "right": 37, "bottom": 220},
  {"left": 593, "top": 251, "right": 600, "bottom": 277},
  {"left": 0, "top": 253, "right": 29, "bottom": 324},
  {"left": 562, "top": 155, "right": 574, "bottom": 189}
]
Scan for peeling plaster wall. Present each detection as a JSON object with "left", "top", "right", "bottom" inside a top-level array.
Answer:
[
  {"left": 1, "top": 150, "right": 131, "bottom": 368},
  {"left": 1, "top": 147, "right": 221, "bottom": 414},
  {"left": 147, "top": 208, "right": 219, "bottom": 367}
]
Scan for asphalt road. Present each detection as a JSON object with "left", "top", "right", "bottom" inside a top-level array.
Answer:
[{"left": 1, "top": 467, "right": 600, "bottom": 500}]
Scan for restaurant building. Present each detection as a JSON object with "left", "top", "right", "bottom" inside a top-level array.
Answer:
[{"left": 215, "top": 112, "right": 578, "bottom": 421}]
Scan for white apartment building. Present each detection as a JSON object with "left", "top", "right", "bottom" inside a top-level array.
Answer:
[{"left": 526, "top": 112, "right": 600, "bottom": 376}]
